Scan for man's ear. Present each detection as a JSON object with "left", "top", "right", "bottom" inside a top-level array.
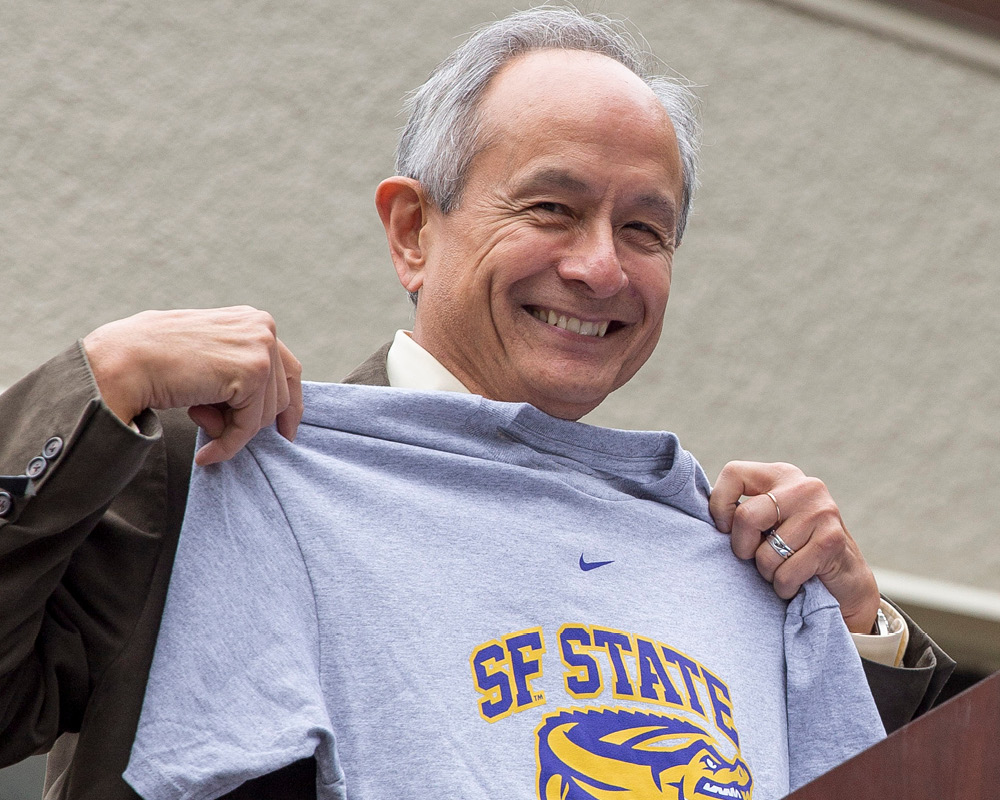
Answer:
[{"left": 375, "top": 177, "right": 432, "bottom": 295}]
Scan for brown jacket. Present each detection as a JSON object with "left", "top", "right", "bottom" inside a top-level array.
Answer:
[{"left": 0, "top": 341, "right": 952, "bottom": 799}]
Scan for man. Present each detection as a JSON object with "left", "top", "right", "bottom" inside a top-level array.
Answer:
[{"left": 0, "top": 7, "right": 951, "bottom": 800}]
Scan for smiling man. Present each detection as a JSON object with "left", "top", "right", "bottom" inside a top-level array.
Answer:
[
  {"left": 378, "top": 48, "right": 683, "bottom": 420},
  {"left": 0, "top": 7, "right": 952, "bottom": 800}
]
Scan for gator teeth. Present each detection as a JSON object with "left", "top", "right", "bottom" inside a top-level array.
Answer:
[
  {"left": 531, "top": 308, "right": 610, "bottom": 337},
  {"left": 702, "top": 783, "right": 744, "bottom": 799}
]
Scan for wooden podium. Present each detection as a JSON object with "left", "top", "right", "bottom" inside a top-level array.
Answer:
[{"left": 786, "top": 670, "right": 1000, "bottom": 798}]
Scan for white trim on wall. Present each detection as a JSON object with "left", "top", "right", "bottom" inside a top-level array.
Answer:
[
  {"left": 874, "top": 567, "right": 1000, "bottom": 674},
  {"left": 875, "top": 568, "right": 1000, "bottom": 621}
]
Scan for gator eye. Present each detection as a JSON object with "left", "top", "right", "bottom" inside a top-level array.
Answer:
[{"left": 703, "top": 756, "right": 719, "bottom": 769}]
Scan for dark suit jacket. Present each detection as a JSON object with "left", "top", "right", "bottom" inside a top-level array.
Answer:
[{"left": 0, "top": 341, "right": 953, "bottom": 799}]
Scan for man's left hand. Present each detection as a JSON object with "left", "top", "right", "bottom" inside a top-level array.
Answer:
[{"left": 709, "top": 461, "right": 880, "bottom": 634}]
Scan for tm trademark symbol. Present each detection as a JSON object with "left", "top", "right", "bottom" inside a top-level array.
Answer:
[{"left": 533, "top": 693, "right": 543, "bottom": 702}]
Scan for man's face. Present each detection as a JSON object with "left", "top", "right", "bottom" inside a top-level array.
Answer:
[{"left": 410, "top": 49, "right": 685, "bottom": 419}]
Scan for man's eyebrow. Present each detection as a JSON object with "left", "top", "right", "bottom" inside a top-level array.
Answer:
[
  {"left": 514, "top": 168, "right": 593, "bottom": 196},
  {"left": 634, "top": 192, "right": 677, "bottom": 231}
]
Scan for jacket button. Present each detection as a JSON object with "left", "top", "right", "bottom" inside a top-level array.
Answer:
[
  {"left": 0, "top": 491, "right": 11, "bottom": 517},
  {"left": 43, "top": 437, "right": 64, "bottom": 459},
  {"left": 26, "top": 457, "right": 47, "bottom": 479}
]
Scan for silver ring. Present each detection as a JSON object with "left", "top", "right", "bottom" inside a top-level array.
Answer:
[
  {"left": 766, "top": 531, "right": 795, "bottom": 559},
  {"left": 765, "top": 491, "right": 781, "bottom": 529}
]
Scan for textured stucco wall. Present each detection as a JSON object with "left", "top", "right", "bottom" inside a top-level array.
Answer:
[
  {"left": 2, "top": 0, "right": 998, "bottom": 795},
  {"left": 3, "top": 0, "right": 997, "bottom": 585},
  {"left": 4, "top": 1, "right": 998, "bottom": 573}
]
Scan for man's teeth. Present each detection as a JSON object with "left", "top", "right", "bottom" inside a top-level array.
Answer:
[{"left": 531, "top": 308, "right": 610, "bottom": 338}]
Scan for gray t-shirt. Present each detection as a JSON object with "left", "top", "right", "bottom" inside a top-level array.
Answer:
[{"left": 125, "top": 383, "right": 884, "bottom": 800}]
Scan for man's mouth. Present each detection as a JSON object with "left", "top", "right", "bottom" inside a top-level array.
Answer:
[{"left": 528, "top": 306, "right": 613, "bottom": 338}]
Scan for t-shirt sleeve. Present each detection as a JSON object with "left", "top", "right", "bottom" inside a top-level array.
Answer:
[
  {"left": 784, "top": 579, "right": 886, "bottom": 792},
  {"left": 124, "top": 439, "right": 340, "bottom": 800}
]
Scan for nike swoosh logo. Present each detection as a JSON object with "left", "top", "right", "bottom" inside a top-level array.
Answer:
[{"left": 579, "top": 554, "right": 615, "bottom": 572}]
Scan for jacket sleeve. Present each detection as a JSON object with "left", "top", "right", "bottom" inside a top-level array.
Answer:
[
  {"left": 0, "top": 341, "right": 174, "bottom": 765},
  {"left": 861, "top": 600, "right": 956, "bottom": 734}
]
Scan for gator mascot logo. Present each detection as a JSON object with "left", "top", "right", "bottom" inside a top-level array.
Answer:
[{"left": 536, "top": 708, "right": 752, "bottom": 800}]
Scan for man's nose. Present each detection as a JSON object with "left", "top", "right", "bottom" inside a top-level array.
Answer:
[{"left": 556, "top": 226, "right": 629, "bottom": 298}]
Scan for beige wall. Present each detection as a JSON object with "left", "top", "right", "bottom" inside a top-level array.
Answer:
[
  {"left": 5, "top": 0, "right": 998, "bottom": 582},
  {"left": 9, "top": 0, "right": 997, "bottom": 582},
  {"left": 5, "top": 2, "right": 999, "bottom": 573},
  {"left": 2, "top": 0, "right": 998, "bottom": 794}
]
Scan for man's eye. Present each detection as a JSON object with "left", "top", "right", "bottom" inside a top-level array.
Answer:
[
  {"left": 533, "top": 202, "right": 566, "bottom": 214},
  {"left": 623, "top": 222, "right": 674, "bottom": 250},
  {"left": 626, "top": 221, "right": 657, "bottom": 235}
]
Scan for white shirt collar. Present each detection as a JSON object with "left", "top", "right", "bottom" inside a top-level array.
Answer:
[{"left": 385, "top": 330, "right": 471, "bottom": 394}]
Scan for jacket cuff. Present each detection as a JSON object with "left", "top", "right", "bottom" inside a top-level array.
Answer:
[
  {"left": 0, "top": 341, "right": 160, "bottom": 528},
  {"left": 860, "top": 597, "right": 957, "bottom": 733}
]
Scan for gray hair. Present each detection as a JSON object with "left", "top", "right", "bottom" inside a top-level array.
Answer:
[{"left": 395, "top": 6, "right": 701, "bottom": 245}]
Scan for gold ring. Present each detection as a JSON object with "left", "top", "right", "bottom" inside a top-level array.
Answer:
[{"left": 765, "top": 491, "right": 781, "bottom": 529}]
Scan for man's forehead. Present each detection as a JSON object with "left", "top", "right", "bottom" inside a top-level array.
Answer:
[
  {"left": 493, "top": 47, "right": 649, "bottom": 91},
  {"left": 483, "top": 48, "right": 663, "bottom": 119},
  {"left": 477, "top": 51, "right": 679, "bottom": 164}
]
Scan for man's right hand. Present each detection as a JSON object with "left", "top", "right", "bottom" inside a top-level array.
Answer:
[{"left": 82, "top": 307, "right": 303, "bottom": 465}]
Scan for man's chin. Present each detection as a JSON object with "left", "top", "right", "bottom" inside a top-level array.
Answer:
[
  {"left": 513, "top": 377, "right": 618, "bottom": 421},
  {"left": 468, "top": 354, "right": 636, "bottom": 419}
]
